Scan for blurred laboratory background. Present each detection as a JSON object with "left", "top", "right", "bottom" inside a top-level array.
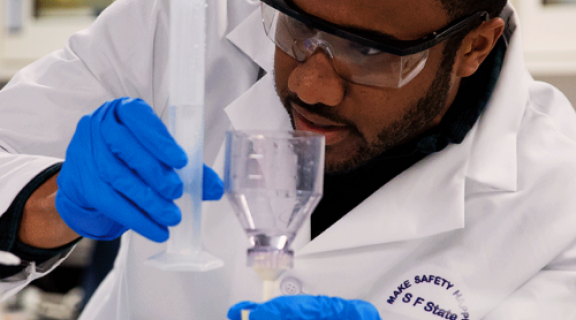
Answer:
[{"left": 1, "top": 0, "right": 576, "bottom": 319}]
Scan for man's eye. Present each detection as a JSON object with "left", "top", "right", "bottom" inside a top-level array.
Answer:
[
  {"left": 291, "top": 19, "right": 315, "bottom": 34},
  {"left": 351, "top": 43, "right": 382, "bottom": 56}
]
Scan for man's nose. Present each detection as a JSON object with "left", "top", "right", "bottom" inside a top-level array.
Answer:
[{"left": 287, "top": 52, "right": 345, "bottom": 107}]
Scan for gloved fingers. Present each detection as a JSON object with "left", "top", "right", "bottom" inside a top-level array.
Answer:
[
  {"left": 58, "top": 159, "right": 171, "bottom": 242},
  {"left": 112, "top": 98, "right": 187, "bottom": 169},
  {"left": 55, "top": 189, "right": 127, "bottom": 240},
  {"left": 89, "top": 104, "right": 181, "bottom": 229},
  {"left": 227, "top": 296, "right": 382, "bottom": 320},
  {"left": 100, "top": 111, "right": 184, "bottom": 199},
  {"left": 249, "top": 295, "right": 332, "bottom": 320},
  {"left": 203, "top": 164, "right": 224, "bottom": 201},
  {"left": 92, "top": 118, "right": 182, "bottom": 223},
  {"left": 97, "top": 186, "right": 171, "bottom": 242},
  {"left": 227, "top": 301, "right": 259, "bottom": 320},
  {"left": 345, "top": 300, "right": 382, "bottom": 320},
  {"left": 110, "top": 170, "right": 182, "bottom": 227},
  {"left": 247, "top": 296, "right": 374, "bottom": 320}
]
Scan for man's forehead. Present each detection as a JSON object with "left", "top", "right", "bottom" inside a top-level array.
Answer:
[{"left": 290, "top": 0, "right": 450, "bottom": 41}]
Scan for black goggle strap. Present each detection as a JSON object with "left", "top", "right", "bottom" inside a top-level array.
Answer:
[{"left": 261, "top": 0, "right": 489, "bottom": 56}]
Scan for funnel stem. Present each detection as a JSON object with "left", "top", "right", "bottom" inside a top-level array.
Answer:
[{"left": 262, "top": 279, "right": 277, "bottom": 301}]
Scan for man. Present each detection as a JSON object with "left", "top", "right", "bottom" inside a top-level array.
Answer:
[{"left": 1, "top": 0, "right": 576, "bottom": 318}]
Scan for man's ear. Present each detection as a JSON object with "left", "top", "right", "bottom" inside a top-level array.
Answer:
[{"left": 454, "top": 17, "right": 505, "bottom": 78}]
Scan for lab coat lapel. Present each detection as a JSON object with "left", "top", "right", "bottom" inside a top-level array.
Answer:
[
  {"left": 466, "top": 6, "right": 525, "bottom": 192},
  {"left": 225, "top": 7, "right": 288, "bottom": 130},
  {"left": 297, "top": 135, "right": 473, "bottom": 256},
  {"left": 224, "top": 73, "right": 291, "bottom": 131},
  {"left": 227, "top": 8, "right": 274, "bottom": 73}
]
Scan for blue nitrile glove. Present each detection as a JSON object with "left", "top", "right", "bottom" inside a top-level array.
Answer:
[
  {"left": 228, "top": 295, "right": 382, "bottom": 320},
  {"left": 56, "top": 97, "right": 223, "bottom": 242}
]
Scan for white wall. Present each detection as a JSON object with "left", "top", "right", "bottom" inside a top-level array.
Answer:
[
  {"left": 511, "top": 0, "right": 576, "bottom": 108},
  {"left": 0, "top": 0, "right": 94, "bottom": 80}
]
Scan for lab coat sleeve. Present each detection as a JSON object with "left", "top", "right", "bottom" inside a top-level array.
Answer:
[
  {"left": 482, "top": 238, "right": 576, "bottom": 319},
  {"left": 0, "top": 248, "right": 76, "bottom": 303},
  {"left": 0, "top": 0, "right": 168, "bottom": 301}
]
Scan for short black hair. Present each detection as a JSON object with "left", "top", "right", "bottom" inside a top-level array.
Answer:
[{"left": 439, "top": 0, "right": 508, "bottom": 22}]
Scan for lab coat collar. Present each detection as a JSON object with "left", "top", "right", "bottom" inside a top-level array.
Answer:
[
  {"left": 465, "top": 4, "right": 526, "bottom": 192},
  {"left": 224, "top": 73, "right": 292, "bottom": 131},
  {"left": 226, "top": 8, "right": 274, "bottom": 73},
  {"left": 223, "top": 5, "right": 525, "bottom": 255}
]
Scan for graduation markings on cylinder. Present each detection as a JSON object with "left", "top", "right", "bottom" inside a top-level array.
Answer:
[{"left": 249, "top": 153, "right": 265, "bottom": 180}]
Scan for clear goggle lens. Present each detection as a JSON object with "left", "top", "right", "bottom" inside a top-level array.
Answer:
[{"left": 261, "top": 3, "right": 429, "bottom": 88}]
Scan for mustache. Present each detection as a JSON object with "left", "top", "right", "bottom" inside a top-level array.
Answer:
[{"left": 285, "top": 95, "right": 354, "bottom": 127}]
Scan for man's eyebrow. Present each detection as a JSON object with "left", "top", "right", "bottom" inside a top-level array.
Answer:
[{"left": 283, "top": 0, "right": 403, "bottom": 43}]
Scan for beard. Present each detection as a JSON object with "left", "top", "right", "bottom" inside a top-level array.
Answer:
[{"left": 277, "top": 52, "right": 455, "bottom": 174}]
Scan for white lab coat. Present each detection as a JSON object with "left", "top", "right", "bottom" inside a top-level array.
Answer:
[{"left": 1, "top": 0, "right": 575, "bottom": 318}]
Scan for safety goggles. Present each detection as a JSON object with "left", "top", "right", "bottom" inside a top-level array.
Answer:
[{"left": 261, "top": 0, "right": 489, "bottom": 88}]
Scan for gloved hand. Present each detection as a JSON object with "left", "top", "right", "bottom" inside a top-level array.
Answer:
[
  {"left": 228, "top": 295, "right": 382, "bottom": 320},
  {"left": 56, "top": 97, "right": 223, "bottom": 242}
]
